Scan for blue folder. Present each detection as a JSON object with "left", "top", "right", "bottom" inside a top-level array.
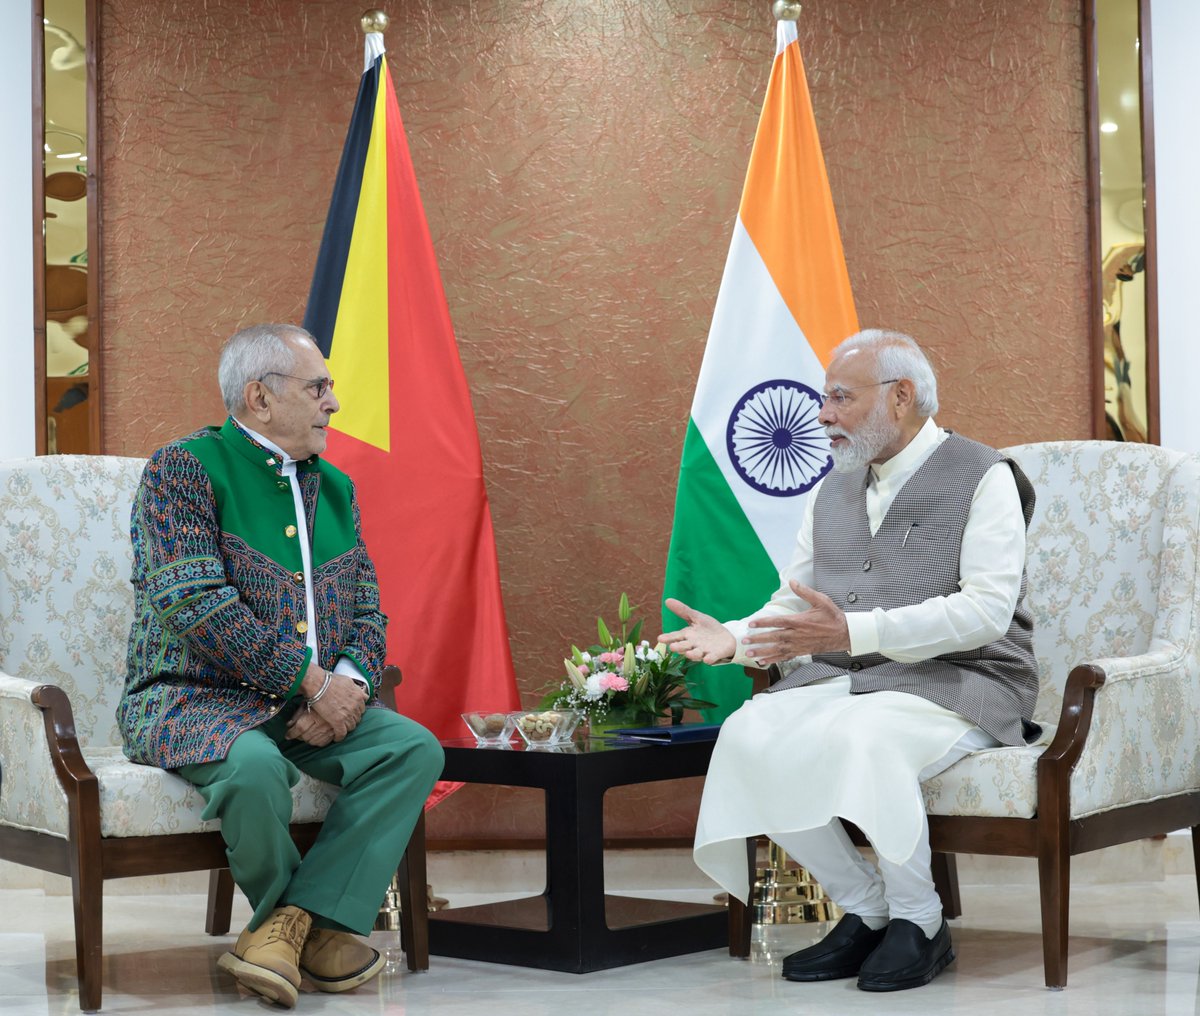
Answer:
[{"left": 606, "top": 723, "right": 723, "bottom": 744}]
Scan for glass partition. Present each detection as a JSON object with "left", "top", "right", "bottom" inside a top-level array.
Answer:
[
  {"left": 37, "top": 0, "right": 100, "bottom": 453},
  {"left": 1088, "top": 0, "right": 1157, "bottom": 443}
]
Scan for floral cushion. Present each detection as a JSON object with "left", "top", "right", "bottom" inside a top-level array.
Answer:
[
  {"left": 0, "top": 680, "right": 340, "bottom": 837},
  {"left": 0, "top": 456, "right": 340, "bottom": 841},
  {"left": 88, "top": 747, "right": 339, "bottom": 839},
  {"left": 922, "top": 736, "right": 1052, "bottom": 819}
]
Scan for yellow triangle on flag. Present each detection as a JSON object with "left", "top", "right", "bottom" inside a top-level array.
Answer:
[{"left": 325, "top": 69, "right": 392, "bottom": 453}]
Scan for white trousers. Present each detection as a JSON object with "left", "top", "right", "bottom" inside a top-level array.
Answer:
[{"left": 771, "top": 725, "right": 999, "bottom": 925}]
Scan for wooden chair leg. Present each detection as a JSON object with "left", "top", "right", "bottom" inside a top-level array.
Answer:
[
  {"left": 1037, "top": 820, "right": 1071, "bottom": 988},
  {"left": 68, "top": 820, "right": 104, "bottom": 1011},
  {"left": 727, "top": 836, "right": 756, "bottom": 958},
  {"left": 206, "top": 868, "right": 235, "bottom": 935},
  {"left": 1191, "top": 825, "right": 1200, "bottom": 913},
  {"left": 396, "top": 810, "right": 429, "bottom": 971},
  {"left": 931, "top": 851, "right": 962, "bottom": 920}
]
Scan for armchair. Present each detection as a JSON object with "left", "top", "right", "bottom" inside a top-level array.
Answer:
[
  {"left": 0, "top": 454, "right": 428, "bottom": 1012},
  {"left": 728, "top": 441, "right": 1200, "bottom": 987}
]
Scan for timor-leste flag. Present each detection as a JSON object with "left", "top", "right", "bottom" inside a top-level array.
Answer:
[
  {"left": 662, "top": 15, "right": 858, "bottom": 720},
  {"left": 304, "top": 29, "right": 520, "bottom": 781}
]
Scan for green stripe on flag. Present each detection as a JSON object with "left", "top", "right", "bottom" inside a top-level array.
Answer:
[{"left": 662, "top": 419, "right": 783, "bottom": 721}]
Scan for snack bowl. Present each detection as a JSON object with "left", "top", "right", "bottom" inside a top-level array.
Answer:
[
  {"left": 461, "top": 710, "right": 517, "bottom": 746},
  {"left": 511, "top": 709, "right": 581, "bottom": 748}
]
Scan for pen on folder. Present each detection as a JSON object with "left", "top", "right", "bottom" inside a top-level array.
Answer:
[{"left": 902, "top": 523, "right": 917, "bottom": 548}]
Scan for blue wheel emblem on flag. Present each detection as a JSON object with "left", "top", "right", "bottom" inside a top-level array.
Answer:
[{"left": 726, "top": 379, "right": 831, "bottom": 497}]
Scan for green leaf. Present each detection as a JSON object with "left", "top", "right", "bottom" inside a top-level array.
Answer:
[
  {"left": 537, "top": 688, "right": 566, "bottom": 709},
  {"left": 597, "top": 616, "right": 612, "bottom": 646}
]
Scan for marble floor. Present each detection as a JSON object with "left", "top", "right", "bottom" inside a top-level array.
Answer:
[{"left": 1, "top": 874, "right": 1198, "bottom": 1016}]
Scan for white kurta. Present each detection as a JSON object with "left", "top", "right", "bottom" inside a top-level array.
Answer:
[
  {"left": 693, "top": 676, "right": 975, "bottom": 903},
  {"left": 694, "top": 420, "right": 1029, "bottom": 904}
]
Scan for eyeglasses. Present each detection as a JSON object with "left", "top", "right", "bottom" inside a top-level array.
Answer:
[
  {"left": 258, "top": 372, "right": 335, "bottom": 399},
  {"left": 818, "top": 379, "right": 900, "bottom": 409}
]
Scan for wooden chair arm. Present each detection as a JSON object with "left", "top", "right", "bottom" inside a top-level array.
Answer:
[
  {"left": 30, "top": 683, "right": 101, "bottom": 794},
  {"left": 378, "top": 665, "right": 402, "bottom": 712},
  {"left": 1035, "top": 662, "right": 1106, "bottom": 822}
]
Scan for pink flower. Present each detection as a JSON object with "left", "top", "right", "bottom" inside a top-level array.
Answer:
[
  {"left": 599, "top": 674, "right": 629, "bottom": 692},
  {"left": 577, "top": 664, "right": 590, "bottom": 676},
  {"left": 597, "top": 651, "right": 625, "bottom": 665}
]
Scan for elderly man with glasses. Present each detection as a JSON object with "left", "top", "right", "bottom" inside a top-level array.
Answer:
[
  {"left": 661, "top": 329, "right": 1040, "bottom": 993},
  {"left": 117, "top": 323, "right": 443, "bottom": 1008}
]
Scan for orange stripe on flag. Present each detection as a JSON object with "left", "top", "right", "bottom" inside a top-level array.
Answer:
[{"left": 738, "top": 37, "right": 858, "bottom": 367}]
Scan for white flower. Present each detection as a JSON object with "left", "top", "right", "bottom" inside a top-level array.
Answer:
[
  {"left": 584, "top": 674, "right": 605, "bottom": 700},
  {"left": 580, "top": 651, "right": 592, "bottom": 662}
]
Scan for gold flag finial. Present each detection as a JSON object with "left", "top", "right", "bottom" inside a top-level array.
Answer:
[
  {"left": 772, "top": 1, "right": 802, "bottom": 20},
  {"left": 361, "top": 9, "right": 389, "bottom": 34}
]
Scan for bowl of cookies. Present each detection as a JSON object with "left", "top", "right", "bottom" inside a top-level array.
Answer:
[
  {"left": 511, "top": 709, "right": 581, "bottom": 748},
  {"left": 461, "top": 710, "right": 518, "bottom": 746}
]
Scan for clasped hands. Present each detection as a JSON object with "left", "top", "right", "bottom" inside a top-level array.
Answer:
[
  {"left": 286, "top": 663, "right": 369, "bottom": 747},
  {"left": 660, "top": 580, "right": 850, "bottom": 667}
]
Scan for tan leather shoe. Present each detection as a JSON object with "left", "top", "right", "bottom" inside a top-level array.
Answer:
[
  {"left": 217, "top": 905, "right": 312, "bottom": 1008},
  {"left": 300, "top": 928, "right": 385, "bottom": 993}
]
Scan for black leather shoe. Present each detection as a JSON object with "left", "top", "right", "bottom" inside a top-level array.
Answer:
[
  {"left": 856, "top": 918, "right": 954, "bottom": 992},
  {"left": 781, "top": 913, "right": 888, "bottom": 981}
]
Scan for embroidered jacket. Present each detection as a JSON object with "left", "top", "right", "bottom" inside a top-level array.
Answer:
[{"left": 118, "top": 419, "right": 388, "bottom": 768}]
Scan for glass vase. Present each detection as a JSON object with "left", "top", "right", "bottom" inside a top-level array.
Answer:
[{"left": 587, "top": 704, "right": 658, "bottom": 739}]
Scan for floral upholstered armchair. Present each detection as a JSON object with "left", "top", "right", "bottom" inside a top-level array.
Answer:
[
  {"left": 0, "top": 455, "right": 427, "bottom": 1012},
  {"left": 729, "top": 441, "right": 1200, "bottom": 988}
]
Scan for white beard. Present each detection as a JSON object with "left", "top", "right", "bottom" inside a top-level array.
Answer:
[{"left": 826, "top": 398, "right": 899, "bottom": 472}]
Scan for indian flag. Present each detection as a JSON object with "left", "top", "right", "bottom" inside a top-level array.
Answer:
[{"left": 662, "top": 15, "right": 858, "bottom": 720}]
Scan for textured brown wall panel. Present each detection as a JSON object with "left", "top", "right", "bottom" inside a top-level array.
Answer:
[{"left": 100, "top": 0, "right": 1089, "bottom": 841}]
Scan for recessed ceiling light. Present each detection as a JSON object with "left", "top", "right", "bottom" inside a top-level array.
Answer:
[{"left": 1100, "top": 122, "right": 1119, "bottom": 134}]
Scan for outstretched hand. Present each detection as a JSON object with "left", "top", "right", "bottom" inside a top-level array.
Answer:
[
  {"left": 658, "top": 598, "right": 737, "bottom": 665},
  {"left": 739, "top": 580, "right": 850, "bottom": 665}
]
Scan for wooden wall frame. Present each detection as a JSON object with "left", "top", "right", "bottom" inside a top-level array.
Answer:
[
  {"left": 32, "top": 0, "right": 102, "bottom": 455},
  {"left": 32, "top": 0, "right": 46, "bottom": 454},
  {"left": 1085, "top": 0, "right": 1159, "bottom": 444},
  {"left": 1139, "top": 0, "right": 1159, "bottom": 444}
]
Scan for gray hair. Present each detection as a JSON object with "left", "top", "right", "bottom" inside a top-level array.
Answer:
[
  {"left": 218, "top": 324, "right": 315, "bottom": 414},
  {"left": 831, "top": 328, "right": 939, "bottom": 417}
]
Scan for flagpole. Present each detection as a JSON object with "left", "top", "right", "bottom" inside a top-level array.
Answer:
[
  {"left": 360, "top": 8, "right": 389, "bottom": 33},
  {"left": 772, "top": 0, "right": 802, "bottom": 17},
  {"left": 361, "top": 8, "right": 388, "bottom": 71},
  {"left": 346, "top": 5, "right": 455, "bottom": 961}
]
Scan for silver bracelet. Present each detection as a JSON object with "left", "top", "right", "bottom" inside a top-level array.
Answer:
[{"left": 306, "top": 670, "right": 334, "bottom": 710}]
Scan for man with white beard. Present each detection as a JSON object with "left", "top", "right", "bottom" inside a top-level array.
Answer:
[{"left": 660, "top": 329, "right": 1040, "bottom": 992}]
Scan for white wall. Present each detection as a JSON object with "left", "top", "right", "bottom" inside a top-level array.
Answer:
[
  {"left": 1151, "top": 1, "right": 1200, "bottom": 454},
  {"left": 0, "top": 1, "right": 36, "bottom": 459}
]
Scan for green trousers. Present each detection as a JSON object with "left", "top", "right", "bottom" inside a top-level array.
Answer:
[{"left": 177, "top": 705, "right": 443, "bottom": 934}]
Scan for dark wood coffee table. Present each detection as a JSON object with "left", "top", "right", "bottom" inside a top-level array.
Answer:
[{"left": 428, "top": 733, "right": 729, "bottom": 972}]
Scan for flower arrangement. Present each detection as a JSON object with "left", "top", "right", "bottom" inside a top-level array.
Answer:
[{"left": 539, "top": 593, "right": 714, "bottom": 723}]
